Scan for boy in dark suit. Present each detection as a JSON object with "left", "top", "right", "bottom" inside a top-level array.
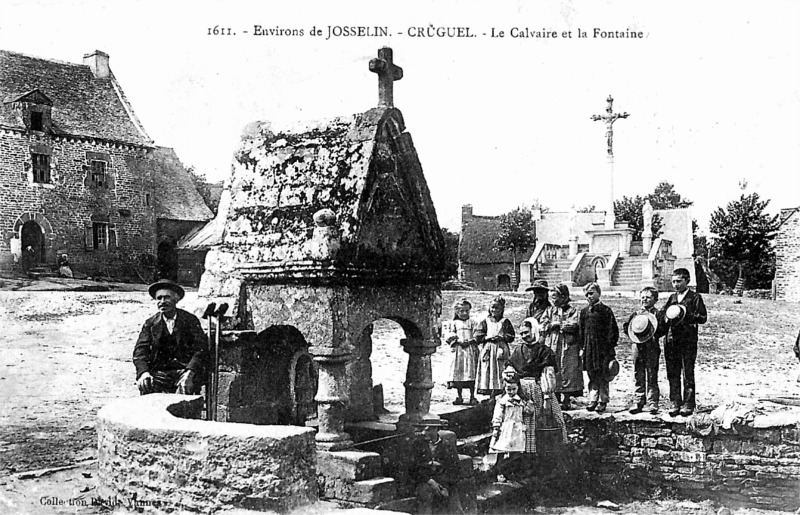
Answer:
[{"left": 661, "top": 268, "right": 707, "bottom": 417}]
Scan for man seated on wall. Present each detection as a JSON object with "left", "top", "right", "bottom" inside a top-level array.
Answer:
[{"left": 133, "top": 279, "right": 207, "bottom": 395}]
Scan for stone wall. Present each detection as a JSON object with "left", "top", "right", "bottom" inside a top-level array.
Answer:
[
  {"left": 461, "top": 262, "right": 516, "bottom": 291},
  {"left": 0, "top": 130, "right": 156, "bottom": 274},
  {"left": 775, "top": 208, "right": 800, "bottom": 302},
  {"left": 570, "top": 412, "right": 800, "bottom": 511},
  {"left": 97, "top": 394, "right": 318, "bottom": 513}
]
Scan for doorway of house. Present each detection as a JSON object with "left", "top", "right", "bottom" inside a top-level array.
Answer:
[{"left": 21, "top": 220, "right": 45, "bottom": 264}]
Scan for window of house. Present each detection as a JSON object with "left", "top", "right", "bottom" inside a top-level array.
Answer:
[
  {"left": 31, "top": 153, "right": 50, "bottom": 183},
  {"left": 144, "top": 193, "right": 151, "bottom": 206},
  {"left": 91, "top": 160, "right": 107, "bottom": 188},
  {"left": 92, "top": 222, "right": 109, "bottom": 250},
  {"left": 30, "top": 111, "right": 43, "bottom": 131}
]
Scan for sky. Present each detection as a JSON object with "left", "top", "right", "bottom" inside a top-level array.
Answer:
[{"left": 1, "top": 0, "right": 798, "bottom": 234}]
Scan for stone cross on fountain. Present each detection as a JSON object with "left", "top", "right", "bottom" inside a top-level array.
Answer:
[
  {"left": 369, "top": 47, "right": 403, "bottom": 108},
  {"left": 591, "top": 95, "right": 630, "bottom": 229}
]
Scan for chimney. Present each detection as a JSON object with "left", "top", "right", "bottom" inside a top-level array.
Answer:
[
  {"left": 461, "top": 204, "right": 473, "bottom": 219},
  {"left": 83, "top": 50, "right": 110, "bottom": 78}
]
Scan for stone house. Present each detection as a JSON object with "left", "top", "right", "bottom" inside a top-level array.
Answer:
[
  {"left": 458, "top": 204, "right": 532, "bottom": 290},
  {"left": 0, "top": 49, "right": 211, "bottom": 278},
  {"left": 151, "top": 147, "right": 213, "bottom": 284},
  {"left": 775, "top": 206, "right": 800, "bottom": 302}
]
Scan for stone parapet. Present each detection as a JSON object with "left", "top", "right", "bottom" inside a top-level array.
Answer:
[
  {"left": 568, "top": 410, "right": 800, "bottom": 511},
  {"left": 97, "top": 394, "right": 317, "bottom": 513}
]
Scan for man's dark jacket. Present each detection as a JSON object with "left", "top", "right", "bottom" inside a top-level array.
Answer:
[
  {"left": 660, "top": 289, "right": 707, "bottom": 345},
  {"left": 133, "top": 308, "right": 207, "bottom": 380}
]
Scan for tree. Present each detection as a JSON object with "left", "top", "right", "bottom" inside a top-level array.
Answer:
[
  {"left": 441, "top": 228, "right": 460, "bottom": 279},
  {"left": 187, "top": 166, "right": 221, "bottom": 214},
  {"left": 709, "top": 192, "right": 779, "bottom": 289},
  {"left": 576, "top": 204, "right": 596, "bottom": 213},
  {"left": 614, "top": 195, "right": 663, "bottom": 241},
  {"left": 494, "top": 206, "right": 536, "bottom": 287},
  {"left": 614, "top": 181, "right": 695, "bottom": 241},
  {"left": 647, "top": 181, "right": 693, "bottom": 210}
]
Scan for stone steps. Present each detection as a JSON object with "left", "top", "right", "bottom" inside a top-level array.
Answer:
[
  {"left": 612, "top": 257, "right": 644, "bottom": 288},
  {"left": 534, "top": 259, "right": 573, "bottom": 285}
]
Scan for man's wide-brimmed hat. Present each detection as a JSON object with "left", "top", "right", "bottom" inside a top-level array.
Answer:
[
  {"left": 525, "top": 279, "right": 549, "bottom": 292},
  {"left": 148, "top": 279, "right": 185, "bottom": 300},
  {"left": 628, "top": 313, "right": 658, "bottom": 343},
  {"left": 605, "top": 359, "right": 620, "bottom": 382},
  {"left": 665, "top": 304, "right": 686, "bottom": 323}
]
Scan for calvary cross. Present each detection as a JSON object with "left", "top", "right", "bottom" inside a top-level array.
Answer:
[
  {"left": 591, "top": 95, "right": 630, "bottom": 156},
  {"left": 369, "top": 47, "right": 403, "bottom": 108}
]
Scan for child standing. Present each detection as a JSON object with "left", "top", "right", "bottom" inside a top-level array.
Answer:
[
  {"left": 623, "top": 286, "right": 663, "bottom": 414},
  {"left": 490, "top": 376, "right": 527, "bottom": 454},
  {"left": 444, "top": 298, "right": 479, "bottom": 405},
  {"left": 661, "top": 268, "right": 707, "bottom": 417},
  {"left": 475, "top": 296, "right": 515, "bottom": 400},
  {"left": 578, "top": 282, "right": 619, "bottom": 413}
]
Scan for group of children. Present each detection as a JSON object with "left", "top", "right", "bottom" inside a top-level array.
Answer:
[{"left": 444, "top": 267, "right": 708, "bottom": 456}]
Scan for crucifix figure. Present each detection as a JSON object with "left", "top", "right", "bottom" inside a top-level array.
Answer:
[
  {"left": 590, "top": 95, "right": 630, "bottom": 229},
  {"left": 591, "top": 95, "right": 629, "bottom": 156},
  {"left": 369, "top": 47, "right": 403, "bottom": 108}
]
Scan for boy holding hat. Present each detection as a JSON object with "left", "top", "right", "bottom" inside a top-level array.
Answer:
[
  {"left": 132, "top": 279, "right": 208, "bottom": 395},
  {"left": 660, "top": 268, "right": 707, "bottom": 417},
  {"left": 623, "top": 287, "right": 664, "bottom": 414}
]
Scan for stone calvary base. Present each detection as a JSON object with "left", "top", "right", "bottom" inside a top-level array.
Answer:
[{"left": 97, "top": 48, "right": 800, "bottom": 513}]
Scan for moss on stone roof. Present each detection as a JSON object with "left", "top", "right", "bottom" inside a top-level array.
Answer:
[{"left": 212, "top": 107, "right": 447, "bottom": 279}]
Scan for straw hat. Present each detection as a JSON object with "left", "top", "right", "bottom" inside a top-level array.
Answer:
[
  {"left": 605, "top": 359, "right": 620, "bottom": 382},
  {"left": 627, "top": 313, "right": 658, "bottom": 343},
  {"left": 665, "top": 304, "right": 686, "bottom": 323}
]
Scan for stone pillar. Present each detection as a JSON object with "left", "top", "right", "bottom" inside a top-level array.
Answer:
[
  {"left": 605, "top": 154, "right": 616, "bottom": 230},
  {"left": 397, "top": 338, "right": 439, "bottom": 431},
  {"left": 568, "top": 236, "right": 578, "bottom": 259},
  {"left": 310, "top": 346, "right": 354, "bottom": 451},
  {"left": 642, "top": 233, "right": 652, "bottom": 254},
  {"left": 642, "top": 199, "right": 653, "bottom": 254},
  {"left": 518, "top": 261, "right": 532, "bottom": 292}
]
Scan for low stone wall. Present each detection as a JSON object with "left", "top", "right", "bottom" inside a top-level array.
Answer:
[
  {"left": 570, "top": 410, "right": 800, "bottom": 511},
  {"left": 97, "top": 394, "right": 318, "bottom": 513}
]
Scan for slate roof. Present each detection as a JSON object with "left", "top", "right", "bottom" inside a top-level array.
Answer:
[
  {"left": 179, "top": 186, "right": 232, "bottom": 250},
  {"left": 152, "top": 147, "right": 214, "bottom": 222},
  {"left": 0, "top": 49, "right": 151, "bottom": 145}
]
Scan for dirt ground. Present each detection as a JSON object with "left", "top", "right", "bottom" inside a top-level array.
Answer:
[{"left": 0, "top": 282, "right": 799, "bottom": 514}]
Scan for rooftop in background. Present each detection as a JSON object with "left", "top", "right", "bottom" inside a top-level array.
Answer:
[
  {"left": 151, "top": 147, "right": 214, "bottom": 222},
  {"left": 0, "top": 49, "right": 151, "bottom": 146}
]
